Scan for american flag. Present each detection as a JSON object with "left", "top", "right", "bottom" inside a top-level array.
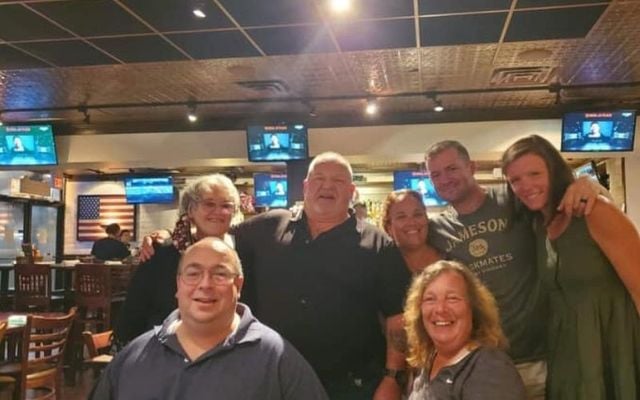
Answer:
[{"left": 77, "top": 195, "right": 135, "bottom": 242}]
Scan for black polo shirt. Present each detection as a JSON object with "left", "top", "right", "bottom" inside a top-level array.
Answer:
[{"left": 234, "top": 209, "right": 409, "bottom": 384}]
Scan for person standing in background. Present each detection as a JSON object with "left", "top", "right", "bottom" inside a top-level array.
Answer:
[{"left": 91, "top": 223, "right": 130, "bottom": 261}]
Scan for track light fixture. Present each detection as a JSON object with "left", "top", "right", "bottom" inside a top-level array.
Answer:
[
  {"left": 433, "top": 99, "right": 444, "bottom": 113},
  {"left": 426, "top": 93, "right": 444, "bottom": 112},
  {"left": 301, "top": 100, "right": 317, "bottom": 118},
  {"left": 365, "top": 99, "right": 378, "bottom": 116},
  {"left": 192, "top": 2, "right": 206, "bottom": 18},
  {"left": 187, "top": 103, "right": 198, "bottom": 123},
  {"left": 78, "top": 106, "right": 91, "bottom": 124}
]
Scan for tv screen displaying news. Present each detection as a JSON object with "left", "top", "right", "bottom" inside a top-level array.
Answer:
[
  {"left": 0, "top": 125, "right": 57, "bottom": 166},
  {"left": 246, "top": 123, "right": 309, "bottom": 162},
  {"left": 124, "top": 176, "right": 175, "bottom": 204},
  {"left": 561, "top": 110, "right": 636, "bottom": 152},
  {"left": 393, "top": 170, "right": 447, "bottom": 207},
  {"left": 254, "top": 173, "right": 287, "bottom": 208}
]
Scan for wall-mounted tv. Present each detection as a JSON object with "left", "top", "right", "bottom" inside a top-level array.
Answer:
[
  {"left": 254, "top": 173, "right": 287, "bottom": 208},
  {"left": 393, "top": 170, "right": 448, "bottom": 207},
  {"left": 124, "top": 176, "right": 175, "bottom": 204},
  {"left": 0, "top": 125, "right": 57, "bottom": 166},
  {"left": 561, "top": 110, "right": 636, "bottom": 152},
  {"left": 246, "top": 123, "right": 309, "bottom": 162}
]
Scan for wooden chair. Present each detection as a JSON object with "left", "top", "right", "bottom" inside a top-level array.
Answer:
[
  {"left": 81, "top": 331, "right": 113, "bottom": 377},
  {"left": 74, "top": 264, "right": 112, "bottom": 333},
  {"left": 0, "top": 322, "right": 15, "bottom": 398},
  {"left": 0, "top": 308, "right": 77, "bottom": 400},
  {"left": 14, "top": 264, "right": 51, "bottom": 312}
]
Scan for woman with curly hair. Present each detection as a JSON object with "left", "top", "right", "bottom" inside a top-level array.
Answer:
[{"left": 404, "top": 260, "right": 525, "bottom": 399}]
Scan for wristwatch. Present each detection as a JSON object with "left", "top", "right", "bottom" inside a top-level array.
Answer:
[{"left": 383, "top": 368, "right": 407, "bottom": 386}]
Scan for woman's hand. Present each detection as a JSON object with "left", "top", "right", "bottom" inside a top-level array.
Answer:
[{"left": 138, "top": 230, "right": 171, "bottom": 262}]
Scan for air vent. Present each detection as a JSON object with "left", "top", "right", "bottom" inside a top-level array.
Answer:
[
  {"left": 490, "top": 67, "right": 556, "bottom": 86},
  {"left": 235, "top": 80, "right": 290, "bottom": 94}
]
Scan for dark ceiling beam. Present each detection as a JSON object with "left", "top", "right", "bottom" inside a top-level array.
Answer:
[{"left": 2, "top": 80, "right": 640, "bottom": 114}]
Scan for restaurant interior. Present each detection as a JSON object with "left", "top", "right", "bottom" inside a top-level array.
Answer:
[{"left": 1, "top": 0, "right": 640, "bottom": 398}]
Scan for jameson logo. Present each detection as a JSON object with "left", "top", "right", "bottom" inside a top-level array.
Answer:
[{"left": 445, "top": 218, "right": 508, "bottom": 253}]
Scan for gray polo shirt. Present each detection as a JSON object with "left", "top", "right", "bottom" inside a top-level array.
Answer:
[{"left": 90, "top": 304, "right": 328, "bottom": 400}]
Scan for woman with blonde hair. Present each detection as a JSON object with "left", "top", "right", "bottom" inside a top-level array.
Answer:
[{"left": 404, "top": 260, "right": 525, "bottom": 399}]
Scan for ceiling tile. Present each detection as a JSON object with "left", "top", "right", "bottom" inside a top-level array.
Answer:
[
  {"left": 332, "top": 19, "right": 416, "bottom": 52},
  {"left": 419, "top": 0, "right": 510, "bottom": 14},
  {"left": 17, "top": 40, "right": 118, "bottom": 67},
  {"left": 420, "top": 13, "right": 507, "bottom": 46},
  {"left": 247, "top": 26, "right": 336, "bottom": 55},
  {"left": 506, "top": 6, "right": 608, "bottom": 42},
  {"left": 0, "top": 45, "right": 50, "bottom": 70},
  {"left": 166, "top": 31, "right": 261, "bottom": 59},
  {"left": 120, "top": 0, "right": 233, "bottom": 32},
  {"left": 217, "top": 0, "right": 319, "bottom": 26},
  {"left": 29, "top": 0, "right": 150, "bottom": 37},
  {"left": 90, "top": 35, "right": 188, "bottom": 63},
  {"left": 0, "top": 4, "right": 71, "bottom": 41},
  {"left": 353, "top": 0, "right": 415, "bottom": 19},
  {"left": 517, "top": 0, "right": 610, "bottom": 8}
]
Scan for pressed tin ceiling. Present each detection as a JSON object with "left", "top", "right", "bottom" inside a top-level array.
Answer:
[{"left": 0, "top": 0, "right": 639, "bottom": 135}]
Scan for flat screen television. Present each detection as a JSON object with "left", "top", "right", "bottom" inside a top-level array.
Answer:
[
  {"left": 0, "top": 125, "right": 57, "bottom": 166},
  {"left": 393, "top": 170, "right": 448, "bottom": 207},
  {"left": 124, "top": 176, "right": 175, "bottom": 204},
  {"left": 561, "top": 110, "right": 636, "bottom": 152},
  {"left": 574, "top": 160, "right": 600, "bottom": 181},
  {"left": 254, "top": 173, "right": 287, "bottom": 208},
  {"left": 246, "top": 123, "right": 309, "bottom": 162}
]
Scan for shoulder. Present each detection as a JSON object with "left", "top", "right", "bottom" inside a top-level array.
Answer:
[
  {"left": 473, "top": 346, "right": 516, "bottom": 367},
  {"left": 110, "top": 329, "right": 157, "bottom": 370},
  {"left": 233, "top": 209, "right": 293, "bottom": 234}
]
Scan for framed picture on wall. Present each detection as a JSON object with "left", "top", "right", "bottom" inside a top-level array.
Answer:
[{"left": 76, "top": 195, "right": 137, "bottom": 242}]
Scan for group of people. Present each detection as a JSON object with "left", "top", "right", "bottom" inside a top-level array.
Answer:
[
  {"left": 91, "top": 136, "right": 640, "bottom": 400},
  {"left": 90, "top": 223, "right": 133, "bottom": 261}
]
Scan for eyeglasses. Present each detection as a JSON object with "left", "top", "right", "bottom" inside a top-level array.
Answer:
[
  {"left": 195, "top": 199, "right": 236, "bottom": 214},
  {"left": 179, "top": 267, "right": 239, "bottom": 286}
]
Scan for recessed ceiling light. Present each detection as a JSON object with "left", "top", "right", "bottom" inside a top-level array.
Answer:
[{"left": 193, "top": 7, "right": 206, "bottom": 18}]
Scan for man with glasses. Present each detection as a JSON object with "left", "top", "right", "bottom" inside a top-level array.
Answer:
[{"left": 91, "top": 237, "right": 328, "bottom": 400}]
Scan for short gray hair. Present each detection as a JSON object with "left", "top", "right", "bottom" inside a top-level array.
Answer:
[
  {"left": 306, "top": 152, "right": 353, "bottom": 179},
  {"left": 179, "top": 174, "right": 241, "bottom": 217},
  {"left": 425, "top": 140, "right": 471, "bottom": 163}
]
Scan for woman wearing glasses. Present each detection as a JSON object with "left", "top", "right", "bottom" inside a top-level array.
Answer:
[{"left": 115, "top": 174, "right": 241, "bottom": 346}]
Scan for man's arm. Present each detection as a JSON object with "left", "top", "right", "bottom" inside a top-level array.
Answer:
[
  {"left": 373, "top": 314, "right": 407, "bottom": 400},
  {"left": 279, "top": 341, "right": 330, "bottom": 400},
  {"left": 558, "top": 176, "right": 612, "bottom": 218}
]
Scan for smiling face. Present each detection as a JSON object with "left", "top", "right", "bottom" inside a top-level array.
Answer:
[
  {"left": 421, "top": 271, "right": 473, "bottom": 356},
  {"left": 187, "top": 184, "right": 236, "bottom": 239},
  {"left": 426, "top": 147, "right": 477, "bottom": 205},
  {"left": 176, "top": 239, "right": 243, "bottom": 330},
  {"left": 385, "top": 193, "right": 428, "bottom": 250},
  {"left": 303, "top": 160, "right": 355, "bottom": 223},
  {"left": 504, "top": 153, "right": 551, "bottom": 214}
]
